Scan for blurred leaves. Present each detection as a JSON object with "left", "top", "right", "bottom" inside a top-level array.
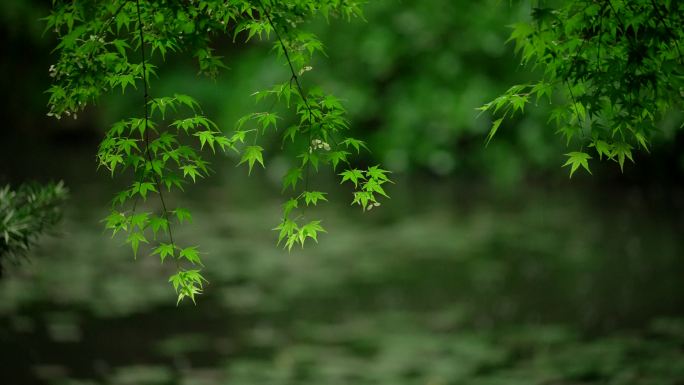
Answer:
[{"left": 0, "top": 181, "right": 67, "bottom": 272}]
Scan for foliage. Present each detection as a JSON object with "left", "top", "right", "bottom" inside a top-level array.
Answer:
[
  {"left": 480, "top": 0, "right": 684, "bottom": 176},
  {"left": 45, "top": 0, "right": 391, "bottom": 303},
  {"left": 0, "top": 181, "right": 68, "bottom": 274}
]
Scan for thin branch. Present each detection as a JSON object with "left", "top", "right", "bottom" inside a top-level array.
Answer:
[
  {"left": 135, "top": 0, "right": 176, "bottom": 248},
  {"left": 565, "top": 81, "right": 588, "bottom": 144},
  {"left": 100, "top": 0, "right": 128, "bottom": 35},
  {"left": 258, "top": 1, "right": 316, "bottom": 193}
]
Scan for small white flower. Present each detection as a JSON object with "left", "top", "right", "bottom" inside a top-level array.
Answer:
[{"left": 298, "top": 66, "right": 313, "bottom": 76}]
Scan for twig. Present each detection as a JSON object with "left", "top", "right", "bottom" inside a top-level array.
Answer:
[
  {"left": 258, "top": 1, "right": 316, "bottom": 194},
  {"left": 135, "top": 0, "right": 176, "bottom": 248}
]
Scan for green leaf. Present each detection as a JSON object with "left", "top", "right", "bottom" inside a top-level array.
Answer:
[
  {"left": 485, "top": 118, "right": 504, "bottom": 146},
  {"left": 611, "top": 142, "right": 634, "bottom": 172},
  {"left": 340, "top": 169, "right": 366, "bottom": 188},
  {"left": 257, "top": 112, "right": 279, "bottom": 132},
  {"left": 133, "top": 181, "right": 157, "bottom": 200},
  {"left": 366, "top": 166, "right": 392, "bottom": 182},
  {"left": 152, "top": 243, "right": 175, "bottom": 262},
  {"left": 174, "top": 208, "right": 192, "bottom": 223},
  {"left": 179, "top": 246, "right": 203, "bottom": 265},
  {"left": 238, "top": 145, "right": 265, "bottom": 175},
  {"left": 104, "top": 211, "right": 128, "bottom": 236},
  {"left": 303, "top": 191, "right": 327, "bottom": 206},
  {"left": 274, "top": 218, "right": 297, "bottom": 247},
  {"left": 282, "top": 126, "right": 299, "bottom": 143},
  {"left": 194, "top": 130, "right": 217, "bottom": 152},
  {"left": 634, "top": 132, "right": 649, "bottom": 153},
  {"left": 298, "top": 151, "right": 319, "bottom": 171},
  {"left": 592, "top": 140, "right": 613, "bottom": 161},
  {"left": 352, "top": 191, "right": 374, "bottom": 210},
  {"left": 174, "top": 94, "right": 200, "bottom": 111},
  {"left": 130, "top": 212, "right": 149, "bottom": 230},
  {"left": 282, "top": 198, "right": 299, "bottom": 217},
  {"left": 180, "top": 164, "right": 202, "bottom": 182},
  {"left": 282, "top": 167, "right": 303, "bottom": 192},
  {"left": 363, "top": 179, "right": 389, "bottom": 198},
  {"left": 563, "top": 152, "right": 592, "bottom": 178},
  {"left": 327, "top": 151, "right": 350, "bottom": 171},
  {"left": 126, "top": 232, "right": 148, "bottom": 258},
  {"left": 149, "top": 216, "right": 169, "bottom": 237},
  {"left": 298, "top": 220, "right": 326, "bottom": 246},
  {"left": 340, "top": 138, "right": 368, "bottom": 153}
]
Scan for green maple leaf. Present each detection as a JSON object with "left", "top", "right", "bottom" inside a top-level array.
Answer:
[
  {"left": 303, "top": 191, "right": 327, "bottom": 206},
  {"left": 327, "top": 151, "right": 350, "bottom": 170},
  {"left": 298, "top": 220, "right": 326, "bottom": 245},
  {"left": 340, "top": 138, "right": 368, "bottom": 154},
  {"left": 180, "top": 246, "right": 203, "bottom": 265},
  {"left": 563, "top": 151, "right": 592, "bottom": 178},
  {"left": 126, "top": 231, "right": 148, "bottom": 258},
  {"left": 366, "top": 166, "right": 391, "bottom": 182},
  {"left": 282, "top": 167, "right": 303, "bottom": 191},
  {"left": 239, "top": 145, "right": 265, "bottom": 175},
  {"left": 485, "top": 118, "right": 503, "bottom": 146},
  {"left": 274, "top": 218, "right": 298, "bottom": 247},
  {"left": 611, "top": 142, "right": 634, "bottom": 172},
  {"left": 174, "top": 208, "right": 192, "bottom": 223},
  {"left": 149, "top": 216, "right": 168, "bottom": 237},
  {"left": 152, "top": 243, "right": 175, "bottom": 262},
  {"left": 339, "top": 169, "right": 365, "bottom": 188}
]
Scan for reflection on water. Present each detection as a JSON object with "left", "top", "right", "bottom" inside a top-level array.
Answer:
[{"left": 1, "top": 148, "right": 684, "bottom": 385}]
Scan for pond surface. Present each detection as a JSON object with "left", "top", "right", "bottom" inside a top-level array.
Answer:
[{"left": 1, "top": 143, "right": 684, "bottom": 385}]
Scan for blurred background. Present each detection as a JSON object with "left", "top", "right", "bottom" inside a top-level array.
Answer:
[{"left": 2, "top": 0, "right": 684, "bottom": 384}]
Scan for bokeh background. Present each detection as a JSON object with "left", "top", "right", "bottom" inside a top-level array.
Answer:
[{"left": 2, "top": 0, "right": 684, "bottom": 384}]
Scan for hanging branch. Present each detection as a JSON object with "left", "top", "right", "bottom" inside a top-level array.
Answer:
[
  {"left": 134, "top": 0, "right": 176, "bottom": 248},
  {"left": 47, "top": 0, "right": 392, "bottom": 300},
  {"left": 258, "top": 0, "right": 317, "bottom": 193}
]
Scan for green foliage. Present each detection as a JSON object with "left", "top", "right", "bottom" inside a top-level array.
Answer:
[
  {"left": 563, "top": 151, "right": 592, "bottom": 178},
  {"left": 0, "top": 182, "right": 68, "bottom": 273},
  {"left": 480, "top": 0, "right": 684, "bottom": 175},
  {"left": 45, "top": 0, "right": 390, "bottom": 303}
]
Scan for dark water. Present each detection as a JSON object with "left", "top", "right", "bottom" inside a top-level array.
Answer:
[{"left": 1, "top": 139, "right": 684, "bottom": 385}]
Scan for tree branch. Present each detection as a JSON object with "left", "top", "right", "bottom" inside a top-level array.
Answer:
[{"left": 135, "top": 0, "right": 176, "bottom": 248}]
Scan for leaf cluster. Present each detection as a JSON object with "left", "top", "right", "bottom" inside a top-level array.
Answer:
[
  {"left": 0, "top": 181, "right": 68, "bottom": 274},
  {"left": 46, "top": 0, "right": 389, "bottom": 303},
  {"left": 480, "top": 0, "right": 684, "bottom": 176}
]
